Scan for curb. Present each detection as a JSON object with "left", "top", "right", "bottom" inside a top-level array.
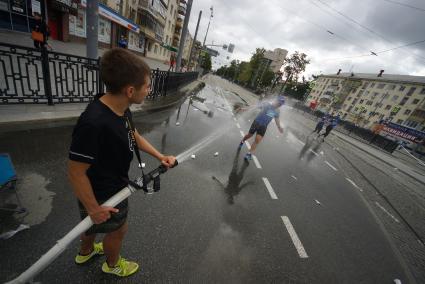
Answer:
[{"left": 0, "top": 81, "right": 204, "bottom": 131}]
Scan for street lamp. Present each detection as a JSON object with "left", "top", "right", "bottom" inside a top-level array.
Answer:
[{"left": 202, "top": 6, "right": 213, "bottom": 47}]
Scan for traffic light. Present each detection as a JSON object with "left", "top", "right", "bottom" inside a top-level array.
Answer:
[{"left": 228, "top": 44, "right": 235, "bottom": 53}]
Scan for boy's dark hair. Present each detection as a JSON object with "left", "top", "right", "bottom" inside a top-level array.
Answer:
[{"left": 100, "top": 48, "right": 150, "bottom": 94}]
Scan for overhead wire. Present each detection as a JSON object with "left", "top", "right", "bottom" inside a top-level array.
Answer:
[
  {"left": 314, "top": 0, "right": 425, "bottom": 62},
  {"left": 383, "top": 0, "right": 425, "bottom": 12}
]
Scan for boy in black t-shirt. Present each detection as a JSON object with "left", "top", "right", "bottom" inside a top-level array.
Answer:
[{"left": 68, "top": 48, "right": 176, "bottom": 277}]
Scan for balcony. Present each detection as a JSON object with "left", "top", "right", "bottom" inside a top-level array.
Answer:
[
  {"left": 178, "top": 5, "right": 186, "bottom": 16},
  {"left": 176, "top": 17, "right": 183, "bottom": 28}
]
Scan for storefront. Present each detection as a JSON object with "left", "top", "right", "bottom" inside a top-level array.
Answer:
[
  {"left": 68, "top": 1, "right": 140, "bottom": 48},
  {"left": 0, "top": 0, "right": 45, "bottom": 32},
  {"left": 46, "top": 0, "right": 78, "bottom": 40}
]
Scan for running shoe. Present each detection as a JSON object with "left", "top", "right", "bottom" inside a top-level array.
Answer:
[
  {"left": 244, "top": 153, "right": 252, "bottom": 161},
  {"left": 75, "top": 242, "right": 104, "bottom": 264},
  {"left": 102, "top": 256, "right": 139, "bottom": 277}
]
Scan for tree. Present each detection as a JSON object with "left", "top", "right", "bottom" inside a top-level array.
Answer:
[
  {"left": 281, "top": 51, "right": 310, "bottom": 90},
  {"left": 200, "top": 52, "right": 212, "bottom": 71}
]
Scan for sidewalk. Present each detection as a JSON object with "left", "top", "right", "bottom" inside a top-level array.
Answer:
[
  {"left": 0, "top": 80, "right": 203, "bottom": 131},
  {"left": 0, "top": 29, "right": 169, "bottom": 71}
]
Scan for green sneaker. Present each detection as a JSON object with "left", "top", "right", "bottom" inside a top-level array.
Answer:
[
  {"left": 101, "top": 256, "right": 139, "bottom": 277},
  {"left": 75, "top": 242, "right": 104, "bottom": 264}
]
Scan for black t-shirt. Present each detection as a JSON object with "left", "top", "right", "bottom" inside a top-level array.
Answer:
[{"left": 69, "top": 98, "right": 134, "bottom": 200}]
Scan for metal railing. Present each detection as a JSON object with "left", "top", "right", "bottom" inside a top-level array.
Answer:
[{"left": 0, "top": 42, "right": 198, "bottom": 105}]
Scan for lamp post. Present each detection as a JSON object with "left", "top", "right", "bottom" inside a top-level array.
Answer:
[{"left": 202, "top": 6, "right": 213, "bottom": 47}]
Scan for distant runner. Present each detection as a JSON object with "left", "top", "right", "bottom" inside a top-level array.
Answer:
[
  {"left": 311, "top": 116, "right": 327, "bottom": 135},
  {"left": 318, "top": 114, "right": 340, "bottom": 141}
]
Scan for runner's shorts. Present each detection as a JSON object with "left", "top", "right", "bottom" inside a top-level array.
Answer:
[
  {"left": 249, "top": 121, "right": 268, "bottom": 137},
  {"left": 78, "top": 198, "right": 128, "bottom": 235}
]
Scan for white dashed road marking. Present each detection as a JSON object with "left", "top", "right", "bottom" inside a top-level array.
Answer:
[
  {"left": 281, "top": 216, "right": 309, "bottom": 258},
  {"left": 324, "top": 161, "right": 338, "bottom": 171},
  {"left": 262, "top": 177, "right": 278, "bottom": 199},
  {"left": 295, "top": 138, "right": 305, "bottom": 146},
  {"left": 345, "top": 178, "right": 363, "bottom": 192},
  {"left": 236, "top": 122, "right": 241, "bottom": 129},
  {"left": 291, "top": 175, "right": 298, "bottom": 180},
  {"left": 310, "top": 150, "right": 319, "bottom": 156},
  {"left": 239, "top": 130, "right": 245, "bottom": 137},
  {"left": 375, "top": 202, "right": 400, "bottom": 223},
  {"left": 252, "top": 155, "right": 262, "bottom": 169}
]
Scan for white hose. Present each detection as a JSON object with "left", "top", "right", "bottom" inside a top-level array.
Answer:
[{"left": 6, "top": 186, "right": 136, "bottom": 284}]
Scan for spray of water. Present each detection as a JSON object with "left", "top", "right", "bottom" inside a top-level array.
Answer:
[{"left": 176, "top": 97, "right": 258, "bottom": 163}]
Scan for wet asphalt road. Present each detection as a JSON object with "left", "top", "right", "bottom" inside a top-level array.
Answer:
[{"left": 0, "top": 82, "right": 412, "bottom": 283}]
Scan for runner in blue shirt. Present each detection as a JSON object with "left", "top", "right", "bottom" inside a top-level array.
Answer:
[{"left": 239, "top": 96, "right": 285, "bottom": 161}]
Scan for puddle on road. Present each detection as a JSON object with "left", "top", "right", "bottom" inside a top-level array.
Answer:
[{"left": 1, "top": 172, "right": 55, "bottom": 233}]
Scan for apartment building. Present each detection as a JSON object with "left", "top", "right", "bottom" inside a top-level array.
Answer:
[
  {"left": 264, "top": 48, "right": 288, "bottom": 73},
  {"left": 306, "top": 70, "right": 425, "bottom": 132}
]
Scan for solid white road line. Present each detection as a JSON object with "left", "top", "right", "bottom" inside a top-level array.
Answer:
[
  {"left": 291, "top": 175, "right": 298, "bottom": 180},
  {"left": 281, "top": 216, "right": 309, "bottom": 258},
  {"left": 236, "top": 122, "right": 241, "bottom": 129},
  {"left": 239, "top": 130, "right": 245, "bottom": 137},
  {"left": 233, "top": 117, "right": 237, "bottom": 122},
  {"left": 375, "top": 202, "right": 400, "bottom": 223},
  {"left": 252, "top": 155, "right": 262, "bottom": 169},
  {"left": 310, "top": 150, "right": 319, "bottom": 156},
  {"left": 345, "top": 177, "right": 363, "bottom": 192},
  {"left": 324, "top": 161, "right": 338, "bottom": 171},
  {"left": 262, "top": 177, "right": 278, "bottom": 199}
]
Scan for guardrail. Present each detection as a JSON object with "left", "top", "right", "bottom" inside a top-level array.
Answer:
[{"left": 0, "top": 42, "right": 198, "bottom": 105}]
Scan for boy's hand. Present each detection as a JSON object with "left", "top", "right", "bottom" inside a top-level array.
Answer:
[
  {"left": 88, "top": 206, "right": 119, "bottom": 224},
  {"left": 160, "top": 155, "right": 177, "bottom": 168}
]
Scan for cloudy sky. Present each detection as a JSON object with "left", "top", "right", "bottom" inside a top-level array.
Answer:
[{"left": 186, "top": 0, "right": 425, "bottom": 78}]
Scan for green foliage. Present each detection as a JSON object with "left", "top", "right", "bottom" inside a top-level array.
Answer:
[{"left": 200, "top": 52, "right": 212, "bottom": 71}]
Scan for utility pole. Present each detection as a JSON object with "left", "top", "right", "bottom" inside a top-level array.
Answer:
[
  {"left": 86, "top": 0, "right": 99, "bottom": 59},
  {"left": 188, "top": 10, "right": 202, "bottom": 71},
  {"left": 202, "top": 6, "right": 213, "bottom": 47},
  {"left": 176, "top": 0, "right": 193, "bottom": 71}
]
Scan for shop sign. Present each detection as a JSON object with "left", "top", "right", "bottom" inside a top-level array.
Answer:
[{"left": 11, "top": 0, "right": 26, "bottom": 14}]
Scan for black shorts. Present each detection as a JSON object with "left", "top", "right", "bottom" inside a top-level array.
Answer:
[
  {"left": 249, "top": 121, "right": 268, "bottom": 137},
  {"left": 78, "top": 198, "right": 129, "bottom": 235},
  {"left": 324, "top": 125, "right": 334, "bottom": 137}
]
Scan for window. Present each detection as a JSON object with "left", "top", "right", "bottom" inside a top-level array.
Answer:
[
  {"left": 148, "top": 42, "right": 152, "bottom": 52},
  {"left": 404, "top": 109, "right": 411, "bottom": 115},
  {"left": 359, "top": 99, "right": 364, "bottom": 104},
  {"left": 385, "top": 105, "right": 391, "bottom": 110},
  {"left": 372, "top": 92, "right": 379, "bottom": 98},
  {"left": 387, "top": 84, "right": 396, "bottom": 90},
  {"left": 375, "top": 102, "right": 383, "bottom": 108},
  {"left": 370, "top": 82, "right": 376, "bottom": 88},
  {"left": 366, "top": 100, "right": 373, "bottom": 106},
  {"left": 358, "top": 90, "right": 364, "bottom": 96},
  {"left": 154, "top": 44, "right": 158, "bottom": 54},
  {"left": 392, "top": 95, "right": 399, "bottom": 102},
  {"left": 406, "top": 87, "right": 416, "bottom": 96},
  {"left": 362, "top": 82, "right": 369, "bottom": 89},
  {"left": 412, "top": 99, "right": 420, "bottom": 104},
  {"left": 377, "top": 83, "right": 385, "bottom": 89},
  {"left": 379, "top": 114, "right": 385, "bottom": 119},
  {"left": 421, "top": 88, "right": 425, "bottom": 94},
  {"left": 400, "top": 97, "right": 408, "bottom": 106},
  {"left": 347, "top": 97, "right": 352, "bottom": 101},
  {"left": 396, "top": 119, "right": 403, "bottom": 124},
  {"left": 170, "top": 5, "right": 174, "bottom": 14},
  {"left": 399, "top": 85, "right": 406, "bottom": 91},
  {"left": 383, "top": 93, "right": 390, "bottom": 99}
]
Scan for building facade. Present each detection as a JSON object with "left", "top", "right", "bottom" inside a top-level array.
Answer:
[
  {"left": 264, "top": 48, "right": 288, "bottom": 73},
  {"left": 306, "top": 71, "right": 425, "bottom": 132}
]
